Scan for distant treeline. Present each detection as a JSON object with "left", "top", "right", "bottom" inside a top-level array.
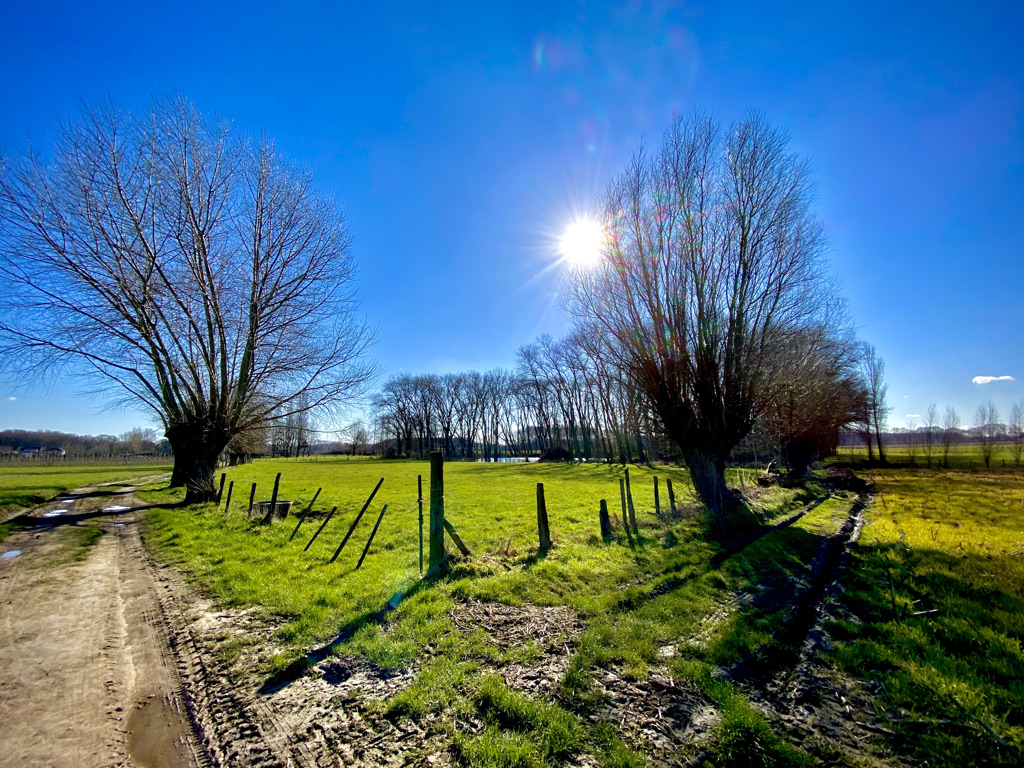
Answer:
[{"left": 0, "top": 428, "right": 171, "bottom": 458}]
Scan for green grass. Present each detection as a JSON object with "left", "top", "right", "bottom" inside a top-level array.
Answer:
[
  {"left": 836, "top": 442, "right": 1023, "bottom": 469},
  {"left": 0, "top": 462, "right": 172, "bottom": 520},
  {"left": 827, "top": 469, "right": 1024, "bottom": 766}
]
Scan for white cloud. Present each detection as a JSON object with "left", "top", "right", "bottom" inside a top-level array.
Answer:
[
  {"left": 6, "top": 396, "right": 15, "bottom": 401},
  {"left": 906, "top": 413, "right": 921, "bottom": 419},
  {"left": 972, "top": 375, "right": 1015, "bottom": 385}
]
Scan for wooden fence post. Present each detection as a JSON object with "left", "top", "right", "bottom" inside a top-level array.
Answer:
[
  {"left": 537, "top": 482, "right": 551, "bottom": 550},
  {"left": 599, "top": 499, "right": 612, "bottom": 540},
  {"left": 428, "top": 451, "right": 445, "bottom": 572},
  {"left": 619, "top": 479, "right": 628, "bottom": 531},
  {"left": 304, "top": 506, "right": 337, "bottom": 551},
  {"left": 624, "top": 469, "right": 638, "bottom": 535},
  {"left": 217, "top": 473, "right": 226, "bottom": 503},
  {"left": 262, "top": 472, "right": 282, "bottom": 523},
  {"left": 356, "top": 505, "right": 389, "bottom": 570},
  {"left": 289, "top": 487, "right": 322, "bottom": 541},
  {"left": 654, "top": 476, "right": 660, "bottom": 515},
  {"left": 667, "top": 479, "right": 677, "bottom": 514},
  {"left": 223, "top": 481, "right": 233, "bottom": 513},
  {"left": 443, "top": 520, "right": 473, "bottom": 556},
  {"left": 329, "top": 477, "right": 384, "bottom": 563},
  {"left": 248, "top": 483, "right": 257, "bottom": 515},
  {"left": 418, "top": 474, "right": 424, "bottom": 574}
]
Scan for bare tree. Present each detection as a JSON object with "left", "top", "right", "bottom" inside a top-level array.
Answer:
[
  {"left": 566, "top": 110, "right": 843, "bottom": 527},
  {"left": 975, "top": 399, "right": 1000, "bottom": 468},
  {"left": 1010, "top": 400, "right": 1023, "bottom": 468},
  {"left": 0, "top": 97, "right": 376, "bottom": 501},
  {"left": 923, "top": 403, "right": 939, "bottom": 468},
  {"left": 941, "top": 405, "right": 961, "bottom": 467},
  {"left": 860, "top": 344, "right": 890, "bottom": 464}
]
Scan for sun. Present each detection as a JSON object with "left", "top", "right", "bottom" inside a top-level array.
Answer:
[{"left": 558, "top": 218, "right": 605, "bottom": 268}]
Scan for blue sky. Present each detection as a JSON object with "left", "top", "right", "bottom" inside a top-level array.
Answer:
[{"left": 1, "top": 0, "right": 1021, "bottom": 435}]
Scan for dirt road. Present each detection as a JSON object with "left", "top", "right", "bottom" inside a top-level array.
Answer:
[{"left": 0, "top": 480, "right": 201, "bottom": 768}]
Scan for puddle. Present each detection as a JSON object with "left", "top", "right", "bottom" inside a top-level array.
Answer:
[
  {"left": 60, "top": 498, "right": 76, "bottom": 503},
  {"left": 43, "top": 510, "right": 66, "bottom": 518},
  {"left": 115, "top": 523, "right": 126, "bottom": 528},
  {"left": 1, "top": 550, "right": 22, "bottom": 559},
  {"left": 127, "top": 693, "right": 194, "bottom": 768},
  {"left": 103, "top": 505, "right": 131, "bottom": 512}
]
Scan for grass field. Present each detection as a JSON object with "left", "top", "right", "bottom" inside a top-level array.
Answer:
[
  {"left": 0, "top": 462, "right": 172, "bottom": 531},
  {"left": 827, "top": 469, "right": 1024, "bottom": 766},
  {"left": 140, "top": 458, "right": 862, "bottom": 766},
  {"left": 836, "top": 442, "right": 1023, "bottom": 469}
]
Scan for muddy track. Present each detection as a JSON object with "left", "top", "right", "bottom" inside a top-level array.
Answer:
[{"left": 0, "top": 479, "right": 203, "bottom": 768}]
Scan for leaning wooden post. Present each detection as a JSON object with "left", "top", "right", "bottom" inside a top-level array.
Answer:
[
  {"left": 619, "top": 479, "right": 628, "bottom": 530},
  {"left": 304, "top": 506, "right": 337, "bottom": 551},
  {"left": 599, "top": 499, "right": 613, "bottom": 540},
  {"left": 418, "top": 474, "right": 424, "bottom": 574},
  {"left": 667, "top": 479, "right": 677, "bottom": 514},
  {"left": 428, "top": 451, "right": 445, "bottom": 572},
  {"left": 223, "top": 481, "right": 234, "bottom": 514},
  {"left": 289, "top": 487, "right": 322, "bottom": 541},
  {"left": 217, "top": 473, "right": 226, "bottom": 503},
  {"left": 536, "top": 482, "right": 552, "bottom": 550},
  {"left": 356, "top": 504, "right": 389, "bottom": 570},
  {"left": 329, "top": 477, "right": 385, "bottom": 563},
  {"left": 248, "top": 483, "right": 257, "bottom": 515},
  {"left": 654, "top": 476, "right": 660, "bottom": 516},
  {"left": 625, "top": 469, "right": 638, "bottom": 535},
  {"left": 262, "top": 472, "right": 282, "bottom": 523}
]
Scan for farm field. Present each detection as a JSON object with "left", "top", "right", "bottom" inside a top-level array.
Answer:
[{"left": 5, "top": 457, "right": 1020, "bottom": 765}]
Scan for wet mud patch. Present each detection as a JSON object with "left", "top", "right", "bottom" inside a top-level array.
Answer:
[{"left": 127, "top": 691, "right": 195, "bottom": 768}]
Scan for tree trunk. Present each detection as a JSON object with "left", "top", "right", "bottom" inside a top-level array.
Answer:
[
  {"left": 683, "top": 448, "right": 738, "bottom": 530},
  {"left": 166, "top": 422, "right": 230, "bottom": 504}
]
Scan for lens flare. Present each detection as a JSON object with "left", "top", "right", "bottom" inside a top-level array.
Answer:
[{"left": 558, "top": 218, "right": 604, "bottom": 268}]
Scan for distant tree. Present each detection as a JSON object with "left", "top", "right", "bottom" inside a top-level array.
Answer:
[
  {"left": 119, "top": 427, "right": 160, "bottom": 455},
  {"left": 860, "top": 344, "right": 890, "bottom": 464},
  {"left": 975, "top": 399, "right": 1000, "bottom": 468},
  {"left": 941, "top": 405, "right": 961, "bottom": 467},
  {"left": 1010, "top": 400, "right": 1024, "bottom": 468},
  {"left": 923, "top": 403, "right": 939, "bottom": 468},
  {"left": 905, "top": 417, "right": 918, "bottom": 466},
  {"left": 565, "top": 110, "right": 842, "bottom": 529},
  {"left": 0, "top": 97, "right": 376, "bottom": 502}
]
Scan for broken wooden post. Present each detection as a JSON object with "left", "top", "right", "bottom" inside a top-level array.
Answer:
[
  {"left": 217, "top": 473, "right": 226, "bottom": 503},
  {"left": 248, "top": 483, "right": 257, "bottom": 515},
  {"left": 223, "top": 481, "right": 233, "bottom": 513},
  {"left": 428, "top": 451, "right": 445, "bottom": 572},
  {"left": 654, "top": 476, "right": 660, "bottom": 515},
  {"left": 443, "top": 519, "right": 472, "bottom": 556},
  {"left": 305, "top": 506, "right": 337, "bottom": 551},
  {"left": 599, "top": 499, "right": 613, "bottom": 540},
  {"left": 262, "top": 472, "right": 282, "bottom": 523},
  {"left": 356, "top": 504, "right": 389, "bottom": 570},
  {"left": 624, "top": 468, "right": 638, "bottom": 535},
  {"left": 289, "top": 487, "right": 322, "bottom": 541},
  {"left": 536, "top": 482, "right": 551, "bottom": 550},
  {"left": 667, "top": 479, "right": 677, "bottom": 514},
  {"left": 329, "top": 477, "right": 385, "bottom": 563},
  {"left": 418, "top": 474, "right": 424, "bottom": 574}
]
